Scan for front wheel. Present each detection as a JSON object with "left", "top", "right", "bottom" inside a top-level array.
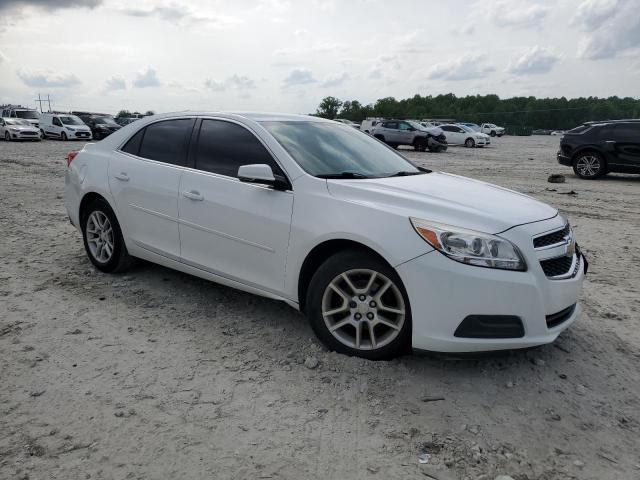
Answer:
[
  {"left": 414, "top": 138, "right": 427, "bottom": 152},
  {"left": 306, "top": 250, "right": 412, "bottom": 360},
  {"left": 4, "top": 131, "right": 10, "bottom": 141},
  {"left": 573, "top": 152, "right": 606, "bottom": 179},
  {"left": 61, "top": 131, "right": 67, "bottom": 141},
  {"left": 490, "top": 131, "right": 496, "bottom": 137},
  {"left": 81, "top": 198, "right": 134, "bottom": 273},
  {"left": 465, "top": 138, "right": 475, "bottom": 148}
]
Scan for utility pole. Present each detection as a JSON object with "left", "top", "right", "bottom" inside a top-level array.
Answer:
[{"left": 35, "top": 94, "right": 52, "bottom": 112}]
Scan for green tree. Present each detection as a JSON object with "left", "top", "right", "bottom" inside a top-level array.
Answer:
[
  {"left": 116, "top": 109, "right": 132, "bottom": 118},
  {"left": 316, "top": 96, "right": 343, "bottom": 119}
]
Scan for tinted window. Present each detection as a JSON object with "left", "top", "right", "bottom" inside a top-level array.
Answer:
[
  {"left": 613, "top": 123, "right": 640, "bottom": 139},
  {"left": 440, "top": 125, "right": 453, "bottom": 132},
  {"left": 138, "top": 119, "right": 193, "bottom": 165},
  {"left": 53, "top": 117, "right": 62, "bottom": 126},
  {"left": 195, "top": 119, "right": 283, "bottom": 178},
  {"left": 384, "top": 122, "right": 398, "bottom": 129},
  {"left": 399, "top": 122, "right": 412, "bottom": 131},
  {"left": 121, "top": 128, "right": 145, "bottom": 155}
]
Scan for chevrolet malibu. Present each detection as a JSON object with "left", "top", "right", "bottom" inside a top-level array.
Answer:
[{"left": 64, "top": 112, "right": 586, "bottom": 359}]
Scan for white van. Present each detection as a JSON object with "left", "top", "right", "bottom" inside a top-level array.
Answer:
[
  {"left": 40, "top": 113, "right": 92, "bottom": 140},
  {"left": 360, "top": 117, "right": 385, "bottom": 134}
]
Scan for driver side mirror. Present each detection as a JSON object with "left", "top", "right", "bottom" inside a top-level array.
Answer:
[{"left": 238, "top": 164, "right": 289, "bottom": 191}]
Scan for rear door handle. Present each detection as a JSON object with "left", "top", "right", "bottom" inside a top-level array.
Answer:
[
  {"left": 114, "top": 172, "right": 129, "bottom": 181},
  {"left": 183, "top": 190, "right": 204, "bottom": 201}
]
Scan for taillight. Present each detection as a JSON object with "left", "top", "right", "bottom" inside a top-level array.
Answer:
[{"left": 66, "top": 150, "right": 80, "bottom": 167}]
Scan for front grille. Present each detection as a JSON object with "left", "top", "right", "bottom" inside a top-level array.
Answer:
[
  {"left": 20, "top": 131, "right": 37, "bottom": 136},
  {"left": 540, "top": 254, "right": 574, "bottom": 277},
  {"left": 534, "top": 224, "right": 570, "bottom": 248},
  {"left": 75, "top": 132, "right": 90, "bottom": 137},
  {"left": 546, "top": 304, "right": 576, "bottom": 329}
]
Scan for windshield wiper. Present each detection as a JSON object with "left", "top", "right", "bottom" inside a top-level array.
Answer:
[
  {"left": 316, "top": 172, "right": 370, "bottom": 179},
  {"left": 386, "top": 170, "right": 425, "bottom": 177}
]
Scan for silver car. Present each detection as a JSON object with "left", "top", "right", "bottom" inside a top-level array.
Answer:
[{"left": 0, "top": 117, "right": 42, "bottom": 141}]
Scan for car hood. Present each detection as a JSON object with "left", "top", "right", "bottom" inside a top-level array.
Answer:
[
  {"left": 66, "top": 125, "right": 91, "bottom": 130},
  {"left": 10, "top": 125, "right": 38, "bottom": 132},
  {"left": 326, "top": 171, "right": 557, "bottom": 234}
]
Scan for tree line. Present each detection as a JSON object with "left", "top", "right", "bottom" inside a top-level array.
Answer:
[{"left": 315, "top": 94, "right": 640, "bottom": 130}]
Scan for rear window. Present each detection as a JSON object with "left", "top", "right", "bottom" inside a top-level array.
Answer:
[{"left": 137, "top": 119, "right": 193, "bottom": 165}]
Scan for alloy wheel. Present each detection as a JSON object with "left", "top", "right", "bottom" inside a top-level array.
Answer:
[
  {"left": 321, "top": 269, "right": 405, "bottom": 351},
  {"left": 576, "top": 155, "right": 601, "bottom": 177},
  {"left": 86, "top": 211, "right": 114, "bottom": 263}
]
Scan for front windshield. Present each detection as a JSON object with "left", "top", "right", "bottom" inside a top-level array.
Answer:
[
  {"left": 15, "top": 110, "right": 39, "bottom": 119},
  {"left": 261, "top": 121, "right": 421, "bottom": 178},
  {"left": 60, "top": 115, "right": 85, "bottom": 126},
  {"left": 94, "top": 116, "right": 118, "bottom": 126},
  {"left": 6, "top": 119, "right": 30, "bottom": 126}
]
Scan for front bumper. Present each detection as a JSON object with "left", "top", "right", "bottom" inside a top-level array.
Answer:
[
  {"left": 557, "top": 151, "right": 572, "bottom": 166},
  {"left": 397, "top": 216, "right": 585, "bottom": 352},
  {"left": 10, "top": 130, "right": 41, "bottom": 140}
]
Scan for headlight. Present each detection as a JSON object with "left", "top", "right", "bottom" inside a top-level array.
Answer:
[
  {"left": 410, "top": 218, "right": 527, "bottom": 271},
  {"left": 9, "top": 128, "right": 19, "bottom": 132}
]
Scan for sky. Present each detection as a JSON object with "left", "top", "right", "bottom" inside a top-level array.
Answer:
[{"left": 0, "top": 0, "right": 639, "bottom": 115}]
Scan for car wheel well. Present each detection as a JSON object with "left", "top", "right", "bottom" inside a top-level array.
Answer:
[
  {"left": 79, "top": 192, "right": 108, "bottom": 223},
  {"left": 297, "top": 240, "right": 391, "bottom": 313}
]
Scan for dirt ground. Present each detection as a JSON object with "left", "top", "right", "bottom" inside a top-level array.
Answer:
[{"left": 1, "top": 135, "right": 639, "bottom": 480}]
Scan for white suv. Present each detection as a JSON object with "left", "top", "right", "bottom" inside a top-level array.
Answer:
[
  {"left": 64, "top": 112, "right": 585, "bottom": 358},
  {"left": 41, "top": 113, "right": 92, "bottom": 140}
]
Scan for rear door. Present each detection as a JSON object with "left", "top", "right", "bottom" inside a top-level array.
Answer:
[
  {"left": 108, "top": 118, "right": 195, "bottom": 260},
  {"left": 382, "top": 121, "right": 399, "bottom": 142},
  {"left": 611, "top": 123, "right": 640, "bottom": 171},
  {"left": 178, "top": 118, "right": 294, "bottom": 294}
]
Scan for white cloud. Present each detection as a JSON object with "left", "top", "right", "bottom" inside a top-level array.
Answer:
[
  {"left": 320, "top": 72, "right": 349, "bottom": 88},
  {"left": 0, "top": 50, "right": 6, "bottom": 63},
  {"left": 427, "top": 53, "right": 495, "bottom": 81},
  {"left": 490, "top": 1, "right": 550, "bottom": 28},
  {"left": 204, "top": 75, "right": 256, "bottom": 92},
  {"left": 133, "top": 67, "right": 161, "bottom": 88},
  {"left": 120, "top": 4, "right": 241, "bottom": 28},
  {"left": 572, "top": 0, "right": 640, "bottom": 59},
  {"left": 105, "top": 75, "right": 126, "bottom": 91},
  {"left": 282, "top": 68, "right": 316, "bottom": 87},
  {"left": 16, "top": 69, "right": 81, "bottom": 88},
  {"left": 507, "top": 46, "right": 560, "bottom": 75}
]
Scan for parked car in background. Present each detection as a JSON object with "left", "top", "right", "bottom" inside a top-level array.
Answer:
[
  {"left": 480, "top": 123, "right": 505, "bottom": 137},
  {"left": 1, "top": 105, "right": 41, "bottom": 129},
  {"left": 360, "top": 117, "right": 384, "bottom": 134},
  {"left": 65, "top": 111, "right": 585, "bottom": 359},
  {"left": 557, "top": 120, "right": 640, "bottom": 179},
  {"left": 459, "top": 122, "right": 481, "bottom": 131},
  {"left": 458, "top": 124, "right": 491, "bottom": 145},
  {"left": 0, "top": 117, "right": 42, "bottom": 141},
  {"left": 334, "top": 119, "right": 360, "bottom": 129},
  {"left": 550, "top": 130, "right": 565, "bottom": 136},
  {"left": 532, "top": 129, "right": 553, "bottom": 135},
  {"left": 40, "top": 113, "right": 92, "bottom": 140},
  {"left": 115, "top": 117, "right": 140, "bottom": 127},
  {"left": 373, "top": 120, "right": 447, "bottom": 152},
  {"left": 439, "top": 124, "right": 487, "bottom": 147},
  {"left": 72, "top": 112, "right": 121, "bottom": 140}
]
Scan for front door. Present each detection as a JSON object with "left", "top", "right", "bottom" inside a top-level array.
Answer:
[{"left": 178, "top": 118, "right": 294, "bottom": 294}]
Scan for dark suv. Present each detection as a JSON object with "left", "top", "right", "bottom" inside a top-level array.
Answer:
[
  {"left": 72, "top": 112, "right": 122, "bottom": 140},
  {"left": 557, "top": 120, "right": 640, "bottom": 179}
]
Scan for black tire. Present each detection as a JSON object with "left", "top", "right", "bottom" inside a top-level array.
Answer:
[
  {"left": 490, "top": 131, "right": 496, "bottom": 137},
  {"left": 40, "top": 129, "right": 46, "bottom": 139},
  {"left": 374, "top": 134, "right": 385, "bottom": 142},
  {"left": 465, "top": 138, "right": 475, "bottom": 148},
  {"left": 81, "top": 198, "right": 134, "bottom": 273},
  {"left": 61, "top": 131, "right": 67, "bottom": 141},
  {"left": 573, "top": 151, "right": 606, "bottom": 179},
  {"left": 4, "top": 131, "right": 10, "bottom": 141},
  {"left": 414, "top": 138, "right": 427, "bottom": 152},
  {"left": 306, "top": 249, "right": 412, "bottom": 360}
]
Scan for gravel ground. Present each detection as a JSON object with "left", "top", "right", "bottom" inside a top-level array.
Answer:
[{"left": 1, "top": 135, "right": 639, "bottom": 480}]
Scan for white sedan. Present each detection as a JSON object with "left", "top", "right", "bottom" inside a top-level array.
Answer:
[
  {"left": 64, "top": 112, "right": 585, "bottom": 358},
  {"left": 0, "top": 117, "right": 42, "bottom": 141},
  {"left": 439, "top": 124, "right": 488, "bottom": 147}
]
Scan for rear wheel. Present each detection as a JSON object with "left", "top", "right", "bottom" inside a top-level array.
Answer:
[
  {"left": 465, "top": 138, "right": 475, "bottom": 148},
  {"left": 306, "top": 250, "right": 412, "bottom": 360},
  {"left": 81, "top": 198, "right": 134, "bottom": 273},
  {"left": 490, "top": 131, "right": 496, "bottom": 137},
  {"left": 573, "top": 152, "right": 606, "bottom": 179}
]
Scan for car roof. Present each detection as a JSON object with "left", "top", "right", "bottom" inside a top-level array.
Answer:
[
  {"left": 134, "top": 111, "right": 333, "bottom": 123},
  {"left": 584, "top": 119, "right": 640, "bottom": 125}
]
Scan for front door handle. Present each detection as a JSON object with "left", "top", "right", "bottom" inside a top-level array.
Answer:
[
  {"left": 114, "top": 172, "right": 129, "bottom": 181},
  {"left": 183, "top": 190, "right": 204, "bottom": 201}
]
